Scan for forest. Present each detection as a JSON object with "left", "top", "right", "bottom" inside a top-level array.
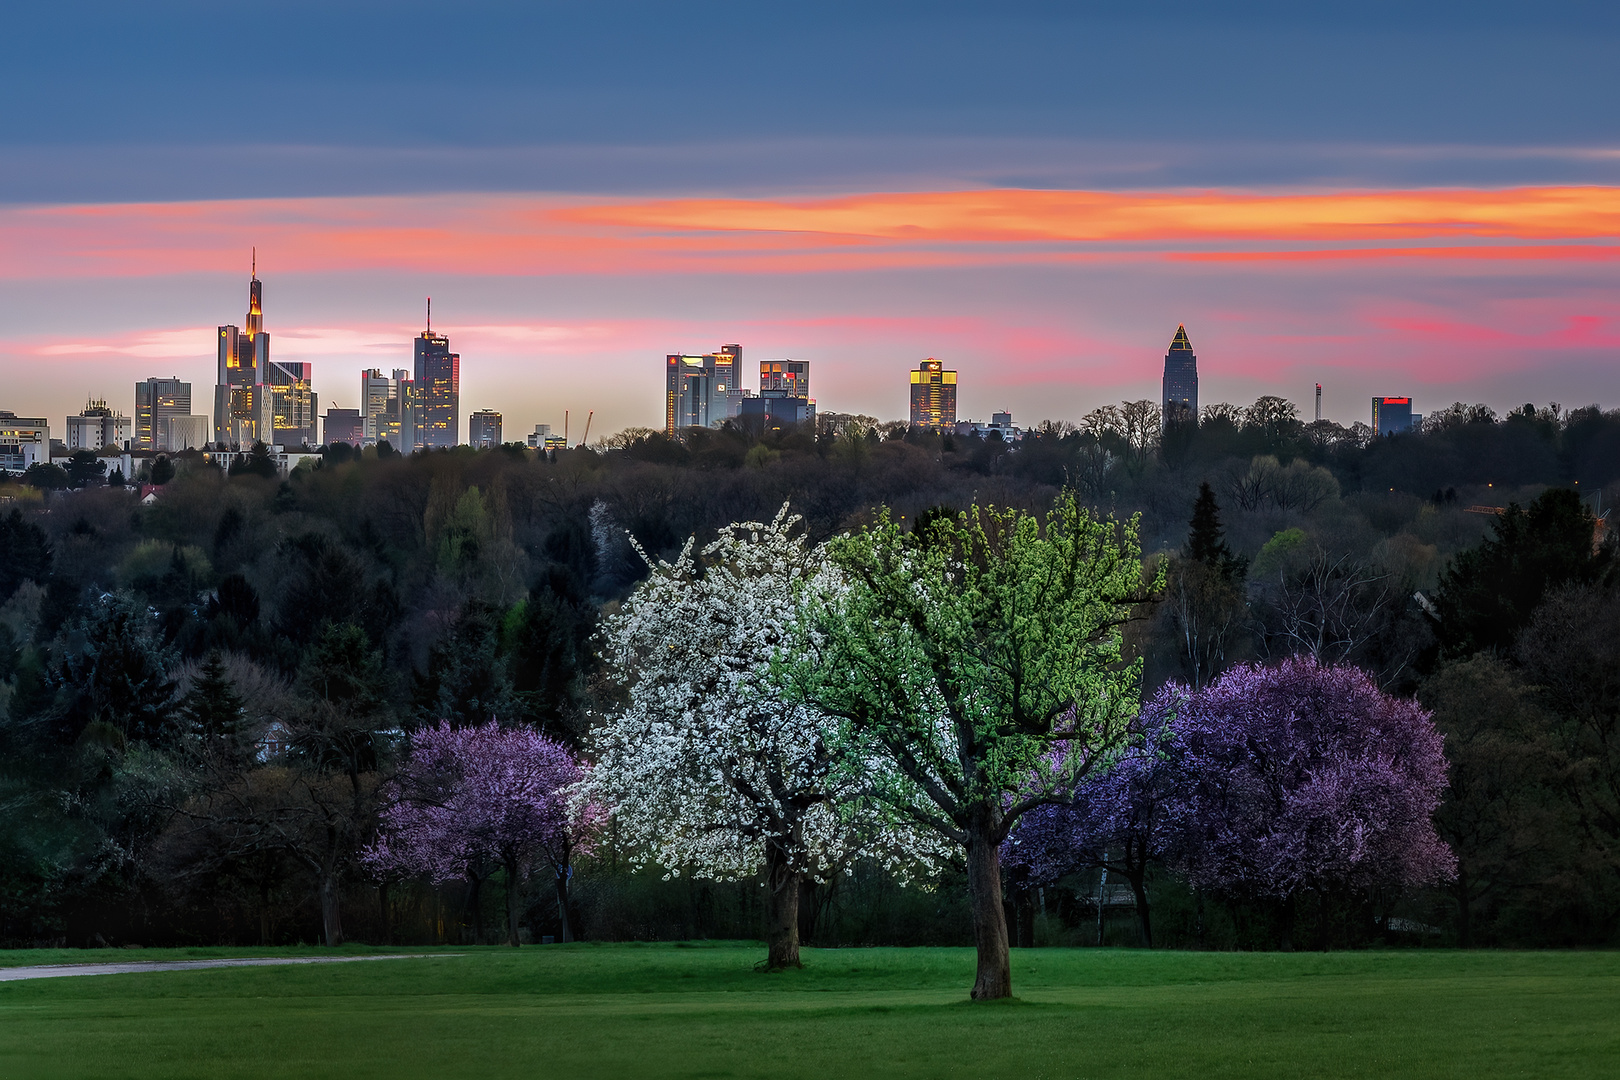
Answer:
[{"left": 1, "top": 394, "right": 1617, "bottom": 954}]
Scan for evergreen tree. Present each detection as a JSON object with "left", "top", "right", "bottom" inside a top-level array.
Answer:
[
  {"left": 1184, "top": 481, "right": 1245, "bottom": 581},
  {"left": 0, "top": 509, "right": 52, "bottom": 604},
  {"left": 53, "top": 592, "right": 178, "bottom": 743},
  {"left": 181, "top": 651, "right": 247, "bottom": 755},
  {"left": 1435, "top": 488, "right": 1612, "bottom": 656}
]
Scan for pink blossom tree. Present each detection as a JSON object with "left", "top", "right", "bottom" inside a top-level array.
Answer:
[
  {"left": 367, "top": 722, "right": 597, "bottom": 945},
  {"left": 1166, "top": 657, "right": 1455, "bottom": 946}
]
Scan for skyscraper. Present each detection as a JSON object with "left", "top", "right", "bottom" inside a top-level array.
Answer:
[
  {"left": 909, "top": 359, "right": 957, "bottom": 429},
  {"left": 134, "top": 376, "right": 191, "bottom": 451},
  {"left": 215, "top": 256, "right": 317, "bottom": 447},
  {"left": 740, "top": 359, "right": 814, "bottom": 428},
  {"left": 664, "top": 344, "right": 742, "bottom": 435},
  {"left": 1372, "top": 397, "right": 1414, "bottom": 436},
  {"left": 469, "top": 409, "right": 503, "bottom": 448},
  {"left": 1162, "top": 325, "right": 1199, "bottom": 427},
  {"left": 268, "top": 360, "right": 318, "bottom": 447},
  {"left": 414, "top": 300, "right": 460, "bottom": 448},
  {"left": 360, "top": 369, "right": 394, "bottom": 447}
]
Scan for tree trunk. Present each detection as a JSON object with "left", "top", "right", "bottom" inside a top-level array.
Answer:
[
  {"left": 378, "top": 881, "right": 391, "bottom": 946},
  {"left": 1127, "top": 870, "right": 1152, "bottom": 949},
  {"left": 796, "top": 878, "right": 823, "bottom": 946},
  {"left": 762, "top": 839, "right": 802, "bottom": 970},
  {"left": 1456, "top": 868, "right": 1472, "bottom": 948},
  {"left": 965, "top": 817, "right": 1012, "bottom": 1000},
  {"left": 1278, "top": 893, "right": 1296, "bottom": 953},
  {"left": 553, "top": 864, "right": 573, "bottom": 943},
  {"left": 465, "top": 875, "right": 483, "bottom": 945},
  {"left": 504, "top": 856, "right": 523, "bottom": 947},
  {"left": 319, "top": 873, "right": 344, "bottom": 947},
  {"left": 1009, "top": 865, "right": 1036, "bottom": 949}
]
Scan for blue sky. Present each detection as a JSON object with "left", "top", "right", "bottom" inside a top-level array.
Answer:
[{"left": 4, "top": 2, "right": 1618, "bottom": 439}]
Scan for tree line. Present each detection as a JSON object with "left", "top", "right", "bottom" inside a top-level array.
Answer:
[{"left": 0, "top": 395, "right": 1616, "bottom": 965}]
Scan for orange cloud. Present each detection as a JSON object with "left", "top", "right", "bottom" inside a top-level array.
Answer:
[{"left": 1, "top": 186, "right": 1617, "bottom": 279}]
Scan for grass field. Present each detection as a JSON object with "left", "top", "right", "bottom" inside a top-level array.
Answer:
[{"left": 1, "top": 943, "right": 1616, "bottom": 1079}]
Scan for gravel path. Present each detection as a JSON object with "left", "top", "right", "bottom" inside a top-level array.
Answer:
[{"left": 0, "top": 954, "right": 456, "bottom": 982}]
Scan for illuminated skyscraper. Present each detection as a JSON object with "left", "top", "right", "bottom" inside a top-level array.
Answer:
[
  {"left": 414, "top": 300, "right": 460, "bottom": 448},
  {"left": 469, "top": 409, "right": 503, "bottom": 448},
  {"left": 1161, "top": 325, "right": 1199, "bottom": 428},
  {"left": 740, "top": 359, "right": 814, "bottom": 428},
  {"left": 1372, "top": 396, "right": 1414, "bottom": 436},
  {"left": 665, "top": 344, "right": 742, "bottom": 435},
  {"left": 909, "top": 359, "right": 957, "bottom": 429},
  {"left": 214, "top": 256, "right": 317, "bottom": 447},
  {"left": 134, "top": 376, "right": 191, "bottom": 451}
]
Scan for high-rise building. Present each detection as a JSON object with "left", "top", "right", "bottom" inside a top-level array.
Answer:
[
  {"left": 909, "top": 359, "right": 957, "bottom": 429},
  {"left": 1372, "top": 397, "right": 1414, "bottom": 436},
  {"left": 0, "top": 412, "right": 49, "bottom": 472},
  {"left": 1162, "top": 325, "right": 1199, "bottom": 428},
  {"left": 469, "top": 409, "right": 502, "bottom": 448},
  {"left": 322, "top": 408, "right": 365, "bottom": 446},
  {"left": 741, "top": 358, "right": 815, "bottom": 428},
  {"left": 134, "top": 377, "right": 191, "bottom": 451},
  {"left": 393, "top": 369, "right": 418, "bottom": 453},
  {"left": 665, "top": 344, "right": 742, "bottom": 435},
  {"left": 166, "top": 416, "right": 210, "bottom": 451},
  {"left": 414, "top": 300, "right": 460, "bottom": 448},
  {"left": 268, "top": 360, "right": 318, "bottom": 447},
  {"left": 65, "top": 399, "right": 132, "bottom": 451},
  {"left": 360, "top": 369, "right": 395, "bottom": 447},
  {"left": 215, "top": 257, "right": 318, "bottom": 447}
]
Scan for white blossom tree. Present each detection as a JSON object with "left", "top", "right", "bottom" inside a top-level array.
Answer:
[{"left": 590, "top": 506, "right": 936, "bottom": 970}]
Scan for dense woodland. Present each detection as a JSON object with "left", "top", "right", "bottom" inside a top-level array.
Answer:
[{"left": 1, "top": 395, "right": 1618, "bottom": 952}]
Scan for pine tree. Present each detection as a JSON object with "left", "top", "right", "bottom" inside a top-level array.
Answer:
[
  {"left": 181, "top": 651, "right": 247, "bottom": 752},
  {"left": 1185, "top": 482, "right": 1245, "bottom": 581}
]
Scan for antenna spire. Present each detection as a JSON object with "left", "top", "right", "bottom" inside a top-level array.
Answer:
[
  {"left": 427, "top": 296, "right": 431, "bottom": 333},
  {"left": 252, "top": 247, "right": 256, "bottom": 279}
]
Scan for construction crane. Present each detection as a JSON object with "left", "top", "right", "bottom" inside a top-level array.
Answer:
[{"left": 580, "top": 410, "right": 594, "bottom": 448}]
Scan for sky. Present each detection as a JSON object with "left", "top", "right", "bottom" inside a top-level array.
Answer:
[{"left": 3, "top": 1, "right": 1618, "bottom": 439}]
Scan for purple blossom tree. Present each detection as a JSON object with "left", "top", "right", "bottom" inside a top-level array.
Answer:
[
  {"left": 367, "top": 722, "right": 599, "bottom": 945},
  {"left": 1004, "top": 703, "right": 1180, "bottom": 948},
  {"left": 1166, "top": 656, "right": 1455, "bottom": 945}
]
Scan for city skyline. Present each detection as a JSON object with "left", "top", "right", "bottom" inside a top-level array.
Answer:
[{"left": 3, "top": 5, "right": 1617, "bottom": 441}]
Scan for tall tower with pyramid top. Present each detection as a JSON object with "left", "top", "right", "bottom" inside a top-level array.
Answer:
[{"left": 1161, "top": 324, "right": 1199, "bottom": 429}]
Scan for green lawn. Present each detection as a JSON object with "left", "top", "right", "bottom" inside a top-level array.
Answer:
[{"left": 1, "top": 943, "right": 1616, "bottom": 1079}]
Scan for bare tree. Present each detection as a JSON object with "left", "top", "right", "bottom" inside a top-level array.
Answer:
[
  {"left": 1251, "top": 549, "right": 1411, "bottom": 682},
  {"left": 1117, "top": 400, "right": 1162, "bottom": 469}
]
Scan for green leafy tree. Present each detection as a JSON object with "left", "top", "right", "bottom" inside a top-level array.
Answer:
[
  {"left": 65, "top": 450, "right": 107, "bottom": 488},
  {"left": 23, "top": 462, "right": 70, "bottom": 490},
  {"left": 795, "top": 492, "right": 1156, "bottom": 999},
  {"left": 229, "top": 442, "right": 278, "bottom": 480}
]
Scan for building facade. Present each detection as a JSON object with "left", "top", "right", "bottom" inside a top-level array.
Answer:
[
  {"left": 1372, "top": 396, "right": 1414, "bottom": 436},
  {"left": 414, "top": 304, "right": 460, "bottom": 448},
  {"left": 665, "top": 344, "right": 742, "bottom": 435},
  {"left": 909, "top": 359, "right": 957, "bottom": 429},
  {"left": 134, "top": 377, "right": 192, "bottom": 451},
  {"left": 166, "top": 415, "right": 211, "bottom": 451},
  {"left": 740, "top": 358, "right": 815, "bottom": 429},
  {"left": 1162, "top": 325, "right": 1199, "bottom": 427},
  {"left": 469, "top": 409, "right": 503, "bottom": 448},
  {"left": 215, "top": 264, "right": 318, "bottom": 448},
  {"left": 0, "top": 412, "right": 49, "bottom": 473},
  {"left": 65, "top": 399, "right": 133, "bottom": 452},
  {"left": 322, "top": 408, "right": 365, "bottom": 446}
]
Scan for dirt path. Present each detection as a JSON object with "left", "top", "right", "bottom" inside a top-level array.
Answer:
[{"left": 0, "top": 954, "right": 457, "bottom": 982}]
